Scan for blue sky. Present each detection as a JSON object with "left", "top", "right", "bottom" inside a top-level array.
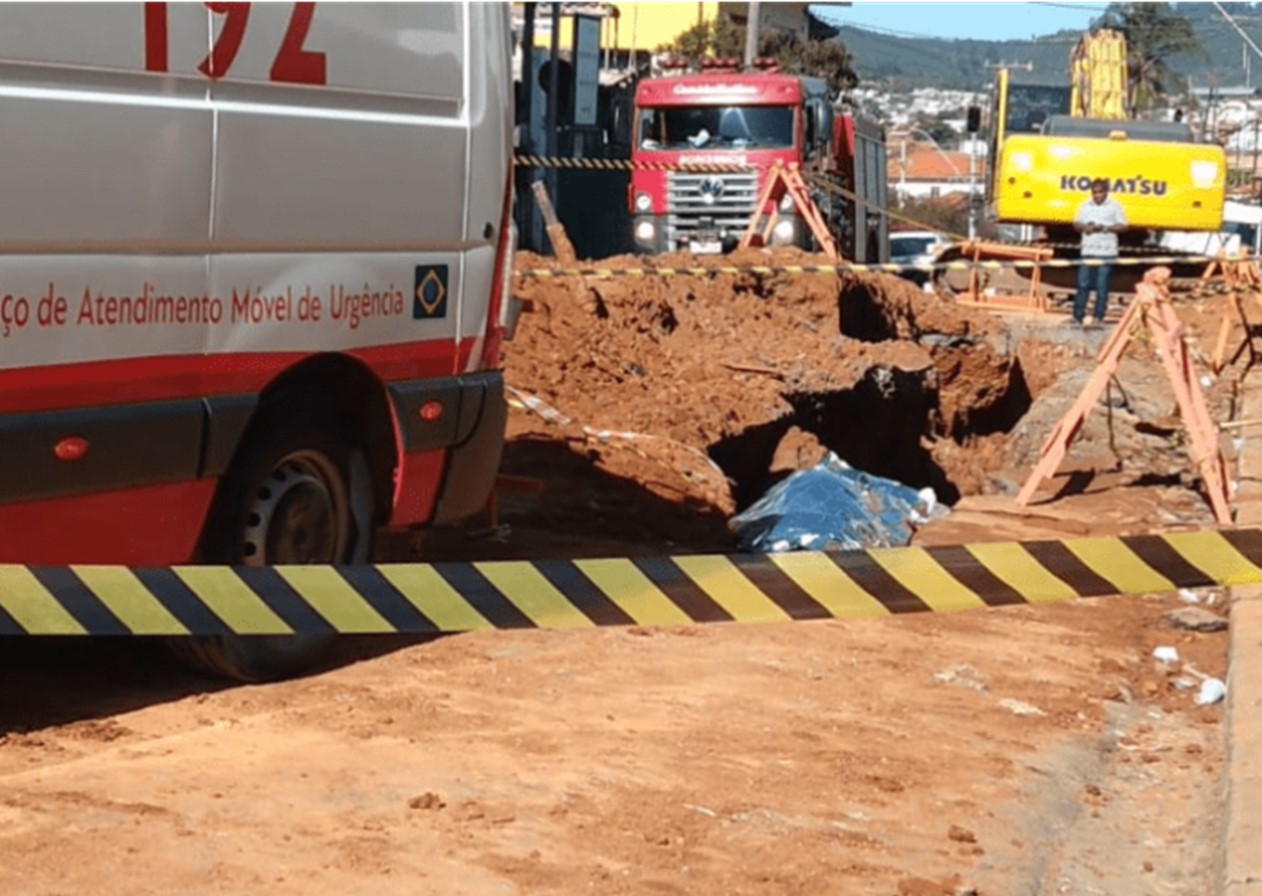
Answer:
[{"left": 810, "top": 2, "right": 1110, "bottom": 42}]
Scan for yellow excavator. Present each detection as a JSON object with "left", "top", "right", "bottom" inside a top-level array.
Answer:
[{"left": 943, "top": 29, "right": 1227, "bottom": 296}]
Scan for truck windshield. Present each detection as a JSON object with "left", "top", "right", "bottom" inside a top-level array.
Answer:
[{"left": 638, "top": 105, "right": 794, "bottom": 150}]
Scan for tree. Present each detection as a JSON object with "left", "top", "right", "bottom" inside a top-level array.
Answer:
[
  {"left": 659, "top": 14, "right": 859, "bottom": 96},
  {"left": 1093, "top": 3, "right": 1203, "bottom": 111},
  {"left": 760, "top": 30, "right": 859, "bottom": 95},
  {"left": 657, "top": 19, "right": 745, "bottom": 62},
  {"left": 896, "top": 196, "right": 970, "bottom": 241}
]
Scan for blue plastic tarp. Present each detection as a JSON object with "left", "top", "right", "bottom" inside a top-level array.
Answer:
[{"left": 729, "top": 452, "right": 947, "bottom": 553}]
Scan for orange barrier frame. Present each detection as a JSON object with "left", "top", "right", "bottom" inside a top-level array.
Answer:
[
  {"left": 949, "top": 240, "right": 1054, "bottom": 312},
  {"left": 1016, "top": 266, "right": 1232, "bottom": 525},
  {"left": 1206, "top": 250, "right": 1262, "bottom": 375},
  {"left": 738, "top": 162, "right": 838, "bottom": 259}
]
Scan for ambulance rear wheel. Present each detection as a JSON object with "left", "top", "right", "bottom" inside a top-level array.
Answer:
[{"left": 171, "top": 411, "right": 375, "bottom": 682}]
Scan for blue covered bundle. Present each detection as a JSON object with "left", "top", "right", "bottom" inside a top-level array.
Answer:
[{"left": 729, "top": 452, "right": 947, "bottom": 553}]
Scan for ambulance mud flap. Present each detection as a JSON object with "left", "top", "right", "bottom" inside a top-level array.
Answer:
[
  {"left": 0, "top": 529, "right": 1259, "bottom": 637},
  {"left": 431, "top": 372, "right": 507, "bottom": 524},
  {"left": 385, "top": 371, "right": 506, "bottom": 524}
]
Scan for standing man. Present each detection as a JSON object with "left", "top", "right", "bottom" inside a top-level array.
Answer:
[{"left": 1072, "top": 177, "right": 1128, "bottom": 327}]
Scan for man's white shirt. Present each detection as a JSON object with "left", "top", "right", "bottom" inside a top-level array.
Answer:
[{"left": 1075, "top": 197, "right": 1128, "bottom": 257}]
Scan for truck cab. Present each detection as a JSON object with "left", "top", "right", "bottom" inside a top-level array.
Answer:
[{"left": 629, "top": 63, "right": 832, "bottom": 254}]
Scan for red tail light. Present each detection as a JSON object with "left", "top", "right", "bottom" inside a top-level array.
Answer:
[{"left": 478, "top": 160, "right": 517, "bottom": 372}]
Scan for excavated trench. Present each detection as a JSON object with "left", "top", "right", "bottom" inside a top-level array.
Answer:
[
  {"left": 707, "top": 276, "right": 1035, "bottom": 511},
  {"left": 506, "top": 251, "right": 1045, "bottom": 529}
]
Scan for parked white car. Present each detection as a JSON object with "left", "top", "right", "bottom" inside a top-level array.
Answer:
[{"left": 890, "top": 230, "right": 950, "bottom": 285}]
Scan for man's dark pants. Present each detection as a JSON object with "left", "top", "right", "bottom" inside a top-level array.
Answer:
[{"left": 1074, "top": 258, "right": 1114, "bottom": 322}]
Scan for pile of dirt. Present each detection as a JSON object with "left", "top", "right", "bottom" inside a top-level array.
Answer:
[
  {"left": 413, "top": 247, "right": 1248, "bottom": 562},
  {"left": 506, "top": 247, "right": 1030, "bottom": 519}
]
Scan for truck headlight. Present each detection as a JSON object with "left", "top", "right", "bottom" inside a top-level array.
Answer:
[
  {"left": 772, "top": 218, "right": 797, "bottom": 245},
  {"left": 778, "top": 192, "right": 796, "bottom": 213},
  {"left": 635, "top": 220, "right": 656, "bottom": 242},
  {"left": 635, "top": 192, "right": 653, "bottom": 212}
]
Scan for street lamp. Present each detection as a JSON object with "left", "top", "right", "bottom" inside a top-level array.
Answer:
[
  {"left": 895, "top": 128, "right": 962, "bottom": 213},
  {"left": 901, "top": 127, "right": 961, "bottom": 176}
]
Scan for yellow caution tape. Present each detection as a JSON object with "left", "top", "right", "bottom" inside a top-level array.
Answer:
[{"left": 0, "top": 529, "right": 1254, "bottom": 635}]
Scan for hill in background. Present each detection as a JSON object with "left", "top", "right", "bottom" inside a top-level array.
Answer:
[{"left": 838, "top": 3, "right": 1262, "bottom": 93}]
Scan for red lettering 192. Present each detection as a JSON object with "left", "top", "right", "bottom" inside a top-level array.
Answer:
[{"left": 143, "top": 2, "right": 327, "bottom": 85}]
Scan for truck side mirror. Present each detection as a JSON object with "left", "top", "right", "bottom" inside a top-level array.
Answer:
[
  {"left": 966, "top": 105, "right": 981, "bottom": 134},
  {"left": 813, "top": 103, "right": 833, "bottom": 147}
]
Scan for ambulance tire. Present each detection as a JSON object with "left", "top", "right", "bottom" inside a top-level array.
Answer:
[{"left": 170, "top": 409, "right": 376, "bottom": 682}]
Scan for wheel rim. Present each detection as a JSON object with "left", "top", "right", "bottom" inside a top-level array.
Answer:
[{"left": 241, "top": 449, "right": 350, "bottom": 566}]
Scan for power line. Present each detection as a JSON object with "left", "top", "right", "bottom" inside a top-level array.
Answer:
[
  {"left": 833, "top": 19, "right": 1079, "bottom": 48},
  {"left": 1213, "top": 0, "right": 1262, "bottom": 64},
  {"left": 834, "top": 20, "right": 977, "bottom": 42},
  {"left": 1027, "top": 2, "right": 1109, "bottom": 12},
  {"left": 813, "top": 4, "right": 1089, "bottom": 43}
]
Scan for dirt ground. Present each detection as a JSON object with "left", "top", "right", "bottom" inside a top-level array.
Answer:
[{"left": 1, "top": 248, "right": 1251, "bottom": 894}]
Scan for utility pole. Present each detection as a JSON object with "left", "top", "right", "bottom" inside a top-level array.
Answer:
[
  {"left": 519, "top": 3, "right": 539, "bottom": 250},
  {"left": 744, "top": 1, "right": 760, "bottom": 67},
  {"left": 899, "top": 137, "right": 906, "bottom": 207},
  {"left": 968, "top": 147, "right": 978, "bottom": 240},
  {"left": 1246, "top": 114, "right": 1256, "bottom": 188},
  {"left": 545, "top": 3, "right": 560, "bottom": 209}
]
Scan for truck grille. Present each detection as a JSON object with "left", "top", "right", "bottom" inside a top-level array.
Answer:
[{"left": 665, "top": 171, "right": 760, "bottom": 245}]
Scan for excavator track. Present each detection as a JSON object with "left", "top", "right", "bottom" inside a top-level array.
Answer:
[{"left": 931, "top": 238, "right": 1222, "bottom": 306}]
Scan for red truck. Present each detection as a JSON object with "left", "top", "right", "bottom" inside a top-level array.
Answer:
[{"left": 629, "top": 60, "right": 889, "bottom": 262}]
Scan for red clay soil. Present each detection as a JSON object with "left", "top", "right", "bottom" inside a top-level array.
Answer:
[
  {"left": 0, "top": 591, "right": 1229, "bottom": 896},
  {"left": 483, "top": 246, "right": 1031, "bottom": 559},
  {"left": 444, "top": 245, "right": 1235, "bottom": 561},
  {"left": 1, "top": 248, "right": 1243, "bottom": 896}
]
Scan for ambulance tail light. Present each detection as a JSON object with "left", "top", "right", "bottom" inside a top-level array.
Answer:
[{"left": 478, "top": 167, "right": 516, "bottom": 371}]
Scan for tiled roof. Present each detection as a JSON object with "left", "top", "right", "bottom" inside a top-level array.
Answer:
[{"left": 888, "top": 143, "right": 975, "bottom": 182}]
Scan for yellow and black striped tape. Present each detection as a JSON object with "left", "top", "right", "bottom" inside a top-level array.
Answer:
[
  {"left": 513, "top": 255, "right": 1226, "bottom": 280},
  {"left": 514, "top": 154, "right": 751, "bottom": 173},
  {"left": 0, "top": 529, "right": 1256, "bottom": 636}
]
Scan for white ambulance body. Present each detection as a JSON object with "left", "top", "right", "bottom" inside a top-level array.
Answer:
[{"left": 0, "top": 4, "right": 514, "bottom": 576}]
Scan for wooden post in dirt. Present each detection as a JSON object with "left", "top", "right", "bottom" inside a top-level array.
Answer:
[
  {"left": 531, "top": 179, "right": 578, "bottom": 265},
  {"left": 1015, "top": 266, "right": 1233, "bottom": 526}
]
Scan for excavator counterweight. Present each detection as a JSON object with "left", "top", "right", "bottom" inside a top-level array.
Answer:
[{"left": 989, "top": 28, "right": 1224, "bottom": 237}]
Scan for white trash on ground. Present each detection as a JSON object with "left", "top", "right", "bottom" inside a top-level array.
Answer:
[{"left": 1194, "top": 678, "right": 1227, "bottom": 706}]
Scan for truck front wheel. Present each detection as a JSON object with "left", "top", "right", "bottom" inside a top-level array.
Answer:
[{"left": 171, "top": 406, "right": 376, "bottom": 681}]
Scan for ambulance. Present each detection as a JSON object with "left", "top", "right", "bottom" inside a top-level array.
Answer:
[{"left": 0, "top": 2, "right": 516, "bottom": 678}]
